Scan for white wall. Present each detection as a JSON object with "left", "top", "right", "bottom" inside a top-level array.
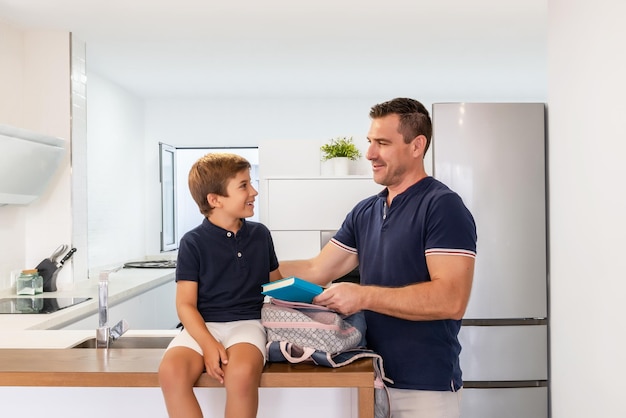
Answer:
[
  {"left": 548, "top": 1, "right": 626, "bottom": 417},
  {"left": 86, "top": 71, "right": 147, "bottom": 272},
  {"left": 0, "top": 21, "right": 72, "bottom": 290},
  {"left": 0, "top": 21, "right": 23, "bottom": 126}
]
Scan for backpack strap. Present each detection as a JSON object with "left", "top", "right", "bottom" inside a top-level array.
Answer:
[{"left": 267, "top": 341, "right": 316, "bottom": 363}]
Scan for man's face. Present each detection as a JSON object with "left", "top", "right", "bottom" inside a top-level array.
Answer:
[{"left": 366, "top": 114, "right": 417, "bottom": 187}]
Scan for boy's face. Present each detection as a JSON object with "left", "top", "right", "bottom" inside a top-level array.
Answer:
[{"left": 219, "top": 169, "right": 258, "bottom": 219}]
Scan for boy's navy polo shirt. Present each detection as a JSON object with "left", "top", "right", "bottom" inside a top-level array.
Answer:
[
  {"left": 332, "top": 176, "right": 477, "bottom": 391},
  {"left": 176, "top": 218, "right": 279, "bottom": 322}
]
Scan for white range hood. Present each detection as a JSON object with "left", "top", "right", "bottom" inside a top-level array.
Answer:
[{"left": 0, "top": 124, "right": 66, "bottom": 205}]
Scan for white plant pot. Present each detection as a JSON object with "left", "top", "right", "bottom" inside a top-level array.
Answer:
[{"left": 330, "top": 157, "right": 351, "bottom": 176}]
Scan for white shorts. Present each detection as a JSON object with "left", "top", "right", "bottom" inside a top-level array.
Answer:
[{"left": 166, "top": 319, "right": 267, "bottom": 363}]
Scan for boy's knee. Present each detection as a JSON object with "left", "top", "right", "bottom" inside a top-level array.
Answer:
[
  {"left": 225, "top": 362, "right": 262, "bottom": 389},
  {"left": 159, "top": 357, "right": 196, "bottom": 390},
  {"left": 158, "top": 360, "right": 179, "bottom": 389}
]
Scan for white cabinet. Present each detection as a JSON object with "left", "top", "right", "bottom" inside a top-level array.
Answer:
[
  {"left": 270, "top": 230, "right": 321, "bottom": 260},
  {"left": 261, "top": 177, "right": 382, "bottom": 260},
  {"left": 461, "top": 387, "right": 548, "bottom": 418},
  {"left": 263, "top": 177, "right": 382, "bottom": 231},
  {"left": 60, "top": 280, "right": 178, "bottom": 330},
  {"left": 459, "top": 325, "right": 548, "bottom": 381}
]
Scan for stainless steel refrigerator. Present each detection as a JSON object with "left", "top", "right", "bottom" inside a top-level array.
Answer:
[{"left": 432, "top": 103, "right": 549, "bottom": 418}]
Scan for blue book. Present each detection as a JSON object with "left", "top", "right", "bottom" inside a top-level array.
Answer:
[{"left": 261, "top": 276, "right": 324, "bottom": 303}]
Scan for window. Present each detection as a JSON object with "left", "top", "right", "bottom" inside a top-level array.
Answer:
[
  {"left": 159, "top": 143, "right": 177, "bottom": 251},
  {"left": 159, "top": 145, "right": 259, "bottom": 251}
]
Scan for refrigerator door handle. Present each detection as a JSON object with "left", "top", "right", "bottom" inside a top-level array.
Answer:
[
  {"left": 463, "top": 380, "right": 548, "bottom": 389},
  {"left": 462, "top": 318, "right": 547, "bottom": 326}
]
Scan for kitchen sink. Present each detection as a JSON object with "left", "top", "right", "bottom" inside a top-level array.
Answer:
[{"left": 71, "top": 336, "right": 174, "bottom": 349}]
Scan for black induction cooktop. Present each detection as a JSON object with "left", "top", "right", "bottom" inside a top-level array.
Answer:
[{"left": 0, "top": 297, "right": 92, "bottom": 314}]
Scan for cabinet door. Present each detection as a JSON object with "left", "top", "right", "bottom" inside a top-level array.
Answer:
[
  {"left": 459, "top": 325, "right": 548, "bottom": 381},
  {"left": 59, "top": 281, "right": 178, "bottom": 330},
  {"left": 259, "top": 139, "right": 322, "bottom": 177},
  {"left": 433, "top": 103, "right": 547, "bottom": 319},
  {"left": 60, "top": 293, "right": 152, "bottom": 330},
  {"left": 153, "top": 280, "right": 178, "bottom": 329},
  {"left": 265, "top": 178, "right": 382, "bottom": 231},
  {"left": 271, "top": 231, "right": 322, "bottom": 260},
  {"left": 461, "top": 387, "right": 548, "bottom": 418}
]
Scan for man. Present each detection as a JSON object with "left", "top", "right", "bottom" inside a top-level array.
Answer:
[{"left": 280, "top": 97, "right": 477, "bottom": 418}]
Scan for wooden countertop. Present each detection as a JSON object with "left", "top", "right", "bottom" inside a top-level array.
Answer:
[
  {"left": 0, "top": 348, "right": 164, "bottom": 387},
  {"left": 0, "top": 348, "right": 375, "bottom": 389}
]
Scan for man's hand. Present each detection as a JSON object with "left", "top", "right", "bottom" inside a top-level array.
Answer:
[{"left": 313, "top": 282, "right": 363, "bottom": 315}]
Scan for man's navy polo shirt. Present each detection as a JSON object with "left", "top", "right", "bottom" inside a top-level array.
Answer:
[
  {"left": 333, "top": 176, "right": 477, "bottom": 391},
  {"left": 176, "top": 218, "right": 279, "bottom": 322}
]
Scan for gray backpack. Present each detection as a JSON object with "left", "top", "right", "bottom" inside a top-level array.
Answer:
[{"left": 262, "top": 298, "right": 392, "bottom": 418}]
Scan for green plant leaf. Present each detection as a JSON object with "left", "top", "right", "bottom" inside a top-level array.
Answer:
[{"left": 320, "top": 136, "right": 362, "bottom": 161}]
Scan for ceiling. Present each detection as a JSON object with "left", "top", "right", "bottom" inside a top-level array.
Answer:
[{"left": 0, "top": 0, "right": 547, "bottom": 99}]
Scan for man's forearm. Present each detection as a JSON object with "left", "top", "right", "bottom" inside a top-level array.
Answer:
[
  {"left": 280, "top": 259, "right": 338, "bottom": 286},
  {"left": 362, "top": 281, "right": 469, "bottom": 321}
]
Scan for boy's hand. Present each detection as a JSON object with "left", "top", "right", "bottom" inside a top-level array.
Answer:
[{"left": 202, "top": 340, "right": 229, "bottom": 384}]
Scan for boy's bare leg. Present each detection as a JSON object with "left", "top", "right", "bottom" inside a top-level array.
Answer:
[
  {"left": 159, "top": 346, "right": 206, "bottom": 418},
  {"left": 223, "top": 343, "right": 264, "bottom": 418}
]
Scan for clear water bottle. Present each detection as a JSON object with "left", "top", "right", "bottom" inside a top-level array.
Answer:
[{"left": 16, "top": 269, "right": 43, "bottom": 295}]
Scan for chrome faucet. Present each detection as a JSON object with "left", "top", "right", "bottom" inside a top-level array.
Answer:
[{"left": 96, "top": 266, "right": 129, "bottom": 349}]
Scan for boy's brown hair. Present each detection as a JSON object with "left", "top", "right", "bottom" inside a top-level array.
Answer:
[{"left": 188, "top": 153, "right": 251, "bottom": 216}]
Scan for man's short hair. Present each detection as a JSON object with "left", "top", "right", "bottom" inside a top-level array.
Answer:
[{"left": 370, "top": 97, "right": 432, "bottom": 153}]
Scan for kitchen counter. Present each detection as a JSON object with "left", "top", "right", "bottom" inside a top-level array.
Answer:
[
  {"left": 0, "top": 330, "right": 179, "bottom": 387},
  {"left": 0, "top": 330, "right": 180, "bottom": 386},
  {"left": 0, "top": 265, "right": 180, "bottom": 384},
  {"left": 0, "top": 266, "right": 175, "bottom": 331},
  {"left": 0, "top": 347, "right": 168, "bottom": 387},
  {"left": 0, "top": 345, "right": 374, "bottom": 389},
  {"left": 0, "top": 267, "right": 366, "bottom": 418},
  {"left": 0, "top": 337, "right": 374, "bottom": 418}
]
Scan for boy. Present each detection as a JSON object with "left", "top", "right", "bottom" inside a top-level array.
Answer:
[{"left": 159, "top": 153, "right": 282, "bottom": 418}]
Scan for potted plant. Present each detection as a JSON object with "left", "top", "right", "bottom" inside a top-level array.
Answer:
[
  {"left": 321, "top": 136, "right": 362, "bottom": 175},
  {"left": 321, "top": 136, "right": 362, "bottom": 161}
]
